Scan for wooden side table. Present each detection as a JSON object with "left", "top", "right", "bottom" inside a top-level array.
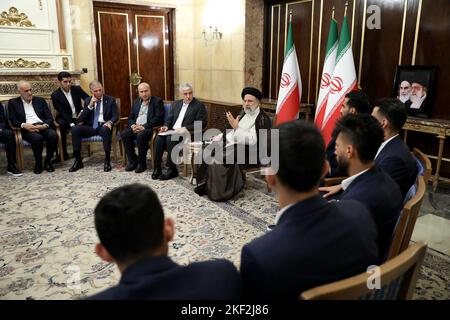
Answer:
[{"left": 403, "top": 117, "right": 450, "bottom": 191}]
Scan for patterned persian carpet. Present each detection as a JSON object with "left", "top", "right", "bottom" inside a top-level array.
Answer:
[{"left": 0, "top": 153, "right": 448, "bottom": 300}]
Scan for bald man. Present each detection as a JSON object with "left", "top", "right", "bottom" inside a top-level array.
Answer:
[
  {"left": 121, "top": 83, "right": 164, "bottom": 173},
  {"left": 8, "top": 81, "right": 58, "bottom": 174}
]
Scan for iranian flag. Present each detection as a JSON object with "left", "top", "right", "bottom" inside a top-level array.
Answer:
[
  {"left": 275, "top": 17, "right": 302, "bottom": 125},
  {"left": 314, "top": 18, "right": 338, "bottom": 129},
  {"left": 321, "top": 15, "right": 357, "bottom": 145}
]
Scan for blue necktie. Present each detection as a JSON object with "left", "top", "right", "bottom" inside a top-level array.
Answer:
[{"left": 93, "top": 101, "right": 101, "bottom": 129}]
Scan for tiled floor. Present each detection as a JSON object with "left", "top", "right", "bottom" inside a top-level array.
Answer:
[{"left": 412, "top": 183, "right": 450, "bottom": 256}]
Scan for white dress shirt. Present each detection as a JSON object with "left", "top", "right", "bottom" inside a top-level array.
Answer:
[
  {"left": 173, "top": 102, "right": 189, "bottom": 129},
  {"left": 62, "top": 88, "right": 77, "bottom": 118},
  {"left": 341, "top": 168, "right": 370, "bottom": 191},
  {"left": 375, "top": 134, "right": 399, "bottom": 159},
  {"left": 88, "top": 98, "right": 105, "bottom": 123},
  {"left": 22, "top": 99, "right": 42, "bottom": 125},
  {"left": 136, "top": 101, "right": 149, "bottom": 126},
  {"left": 274, "top": 203, "right": 295, "bottom": 225}
]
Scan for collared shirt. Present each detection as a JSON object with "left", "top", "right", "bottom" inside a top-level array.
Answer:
[
  {"left": 375, "top": 134, "right": 399, "bottom": 159},
  {"left": 173, "top": 102, "right": 189, "bottom": 129},
  {"left": 89, "top": 98, "right": 105, "bottom": 123},
  {"left": 225, "top": 107, "right": 259, "bottom": 146},
  {"left": 274, "top": 202, "right": 295, "bottom": 225},
  {"left": 341, "top": 168, "right": 370, "bottom": 191},
  {"left": 136, "top": 101, "right": 149, "bottom": 125},
  {"left": 61, "top": 88, "right": 76, "bottom": 118},
  {"left": 21, "top": 98, "right": 42, "bottom": 124}
]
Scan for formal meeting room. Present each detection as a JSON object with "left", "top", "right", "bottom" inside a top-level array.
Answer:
[{"left": 0, "top": 0, "right": 449, "bottom": 301}]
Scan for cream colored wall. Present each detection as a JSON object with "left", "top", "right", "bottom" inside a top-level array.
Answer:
[{"left": 68, "top": 0, "right": 244, "bottom": 103}]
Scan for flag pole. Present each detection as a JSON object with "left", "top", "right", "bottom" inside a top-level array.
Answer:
[
  {"left": 344, "top": 1, "right": 348, "bottom": 17},
  {"left": 332, "top": 5, "right": 335, "bottom": 19}
]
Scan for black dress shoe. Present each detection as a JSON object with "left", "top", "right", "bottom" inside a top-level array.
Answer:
[
  {"left": 44, "top": 159, "right": 55, "bottom": 172},
  {"left": 151, "top": 167, "right": 162, "bottom": 180},
  {"left": 104, "top": 160, "right": 112, "bottom": 172},
  {"left": 125, "top": 162, "right": 138, "bottom": 172},
  {"left": 135, "top": 165, "right": 147, "bottom": 173},
  {"left": 194, "top": 183, "right": 207, "bottom": 196},
  {"left": 159, "top": 168, "right": 179, "bottom": 180},
  {"left": 7, "top": 164, "right": 22, "bottom": 177},
  {"left": 34, "top": 164, "right": 43, "bottom": 174},
  {"left": 69, "top": 159, "right": 83, "bottom": 172}
]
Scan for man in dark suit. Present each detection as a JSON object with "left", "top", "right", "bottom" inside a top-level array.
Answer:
[
  {"left": 153, "top": 83, "right": 207, "bottom": 180},
  {"left": 88, "top": 183, "right": 241, "bottom": 300},
  {"left": 8, "top": 81, "right": 58, "bottom": 174},
  {"left": 326, "top": 90, "right": 372, "bottom": 177},
  {"left": 51, "top": 71, "right": 89, "bottom": 161},
  {"left": 240, "top": 121, "right": 378, "bottom": 300},
  {"left": 372, "top": 98, "right": 418, "bottom": 199},
  {"left": 0, "top": 102, "right": 22, "bottom": 176},
  {"left": 320, "top": 114, "right": 403, "bottom": 262},
  {"left": 69, "top": 80, "right": 118, "bottom": 172},
  {"left": 121, "top": 82, "right": 164, "bottom": 173}
]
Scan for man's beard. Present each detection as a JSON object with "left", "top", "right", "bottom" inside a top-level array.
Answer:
[
  {"left": 410, "top": 93, "right": 423, "bottom": 103},
  {"left": 244, "top": 106, "right": 257, "bottom": 115},
  {"left": 337, "top": 157, "right": 349, "bottom": 173},
  {"left": 399, "top": 94, "right": 410, "bottom": 103}
]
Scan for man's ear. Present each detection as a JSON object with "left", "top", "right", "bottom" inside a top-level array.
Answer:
[
  {"left": 164, "top": 218, "right": 175, "bottom": 243},
  {"left": 349, "top": 107, "right": 356, "bottom": 114},
  {"left": 95, "top": 243, "right": 115, "bottom": 263},
  {"left": 347, "top": 144, "right": 355, "bottom": 159}
]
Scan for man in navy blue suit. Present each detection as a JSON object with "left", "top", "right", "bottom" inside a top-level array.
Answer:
[
  {"left": 69, "top": 80, "right": 118, "bottom": 172},
  {"left": 8, "top": 81, "right": 58, "bottom": 174},
  {"left": 121, "top": 82, "right": 164, "bottom": 173},
  {"left": 372, "top": 98, "right": 417, "bottom": 200},
  {"left": 320, "top": 114, "right": 403, "bottom": 262},
  {"left": 240, "top": 121, "right": 378, "bottom": 300},
  {"left": 51, "top": 71, "right": 89, "bottom": 161},
  {"left": 0, "top": 102, "right": 21, "bottom": 176},
  {"left": 325, "top": 90, "right": 371, "bottom": 178},
  {"left": 89, "top": 183, "right": 241, "bottom": 300}
]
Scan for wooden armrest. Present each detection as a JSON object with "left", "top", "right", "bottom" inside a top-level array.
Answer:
[{"left": 323, "top": 176, "right": 347, "bottom": 187}]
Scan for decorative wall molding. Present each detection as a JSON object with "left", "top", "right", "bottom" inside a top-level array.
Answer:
[
  {"left": 0, "top": 7, "right": 35, "bottom": 27},
  {"left": 0, "top": 58, "right": 51, "bottom": 68}
]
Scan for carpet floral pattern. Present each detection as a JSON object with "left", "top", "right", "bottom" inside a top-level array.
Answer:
[{"left": 0, "top": 155, "right": 448, "bottom": 300}]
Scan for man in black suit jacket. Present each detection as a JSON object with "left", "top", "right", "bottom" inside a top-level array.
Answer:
[
  {"left": 69, "top": 80, "right": 118, "bottom": 172},
  {"left": 8, "top": 81, "right": 58, "bottom": 174},
  {"left": 121, "top": 82, "right": 164, "bottom": 173},
  {"left": 0, "top": 102, "right": 21, "bottom": 176},
  {"left": 325, "top": 90, "right": 372, "bottom": 177},
  {"left": 320, "top": 114, "right": 403, "bottom": 262},
  {"left": 51, "top": 71, "right": 89, "bottom": 161},
  {"left": 240, "top": 121, "right": 378, "bottom": 300},
  {"left": 153, "top": 83, "right": 207, "bottom": 180},
  {"left": 372, "top": 98, "right": 418, "bottom": 199},
  {"left": 88, "top": 183, "right": 241, "bottom": 300}
]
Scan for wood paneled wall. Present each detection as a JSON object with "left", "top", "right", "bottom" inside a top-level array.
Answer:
[{"left": 263, "top": 0, "right": 450, "bottom": 176}]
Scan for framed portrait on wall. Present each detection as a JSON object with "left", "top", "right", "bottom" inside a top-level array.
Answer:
[{"left": 392, "top": 65, "right": 438, "bottom": 118}]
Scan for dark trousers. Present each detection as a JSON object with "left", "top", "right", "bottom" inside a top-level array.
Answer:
[
  {"left": 121, "top": 127, "right": 153, "bottom": 166},
  {"left": 0, "top": 129, "right": 17, "bottom": 165},
  {"left": 154, "top": 134, "right": 183, "bottom": 170},
  {"left": 21, "top": 128, "right": 58, "bottom": 164},
  {"left": 71, "top": 125, "right": 112, "bottom": 154},
  {"left": 57, "top": 118, "right": 76, "bottom": 156}
]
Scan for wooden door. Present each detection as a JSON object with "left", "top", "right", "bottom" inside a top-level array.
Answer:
[{"left": 93, "top": 2, "right": 174, "bottom": 119}]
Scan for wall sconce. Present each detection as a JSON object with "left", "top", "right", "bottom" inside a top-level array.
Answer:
[{"left": 202, "top": 25, "right": 222, "bottom": 45}]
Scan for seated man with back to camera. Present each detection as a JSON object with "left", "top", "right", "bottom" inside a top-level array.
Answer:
[
  {"left": 69, "top": 80, "right": 118, "bottom": 173},
  {"left": 121, "top": 82, "right": 164, "bottom": 173},
  {"left": 88, "top": 183, "right": 241, "bottom": 299},
  {"left": 319, "top": 114, "right": 403, "bottom": 262},
  {"left": 240, "top": 120, "right": 378, "bottom": 299},
  {"left": 152, "top": 83, "right": 207, "bottom": 180}
]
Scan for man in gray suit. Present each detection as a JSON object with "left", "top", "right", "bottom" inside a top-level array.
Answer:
[{"left": 152, "top": 83, "right": 207, "bottom": 180}]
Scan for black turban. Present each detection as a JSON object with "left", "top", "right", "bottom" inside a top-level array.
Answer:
[
  {"left": 411, "top": 73, "right": 428, "bottom": 88},
  {"left": 241, "top": 87, "right": 262, "bottom": 101}
]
